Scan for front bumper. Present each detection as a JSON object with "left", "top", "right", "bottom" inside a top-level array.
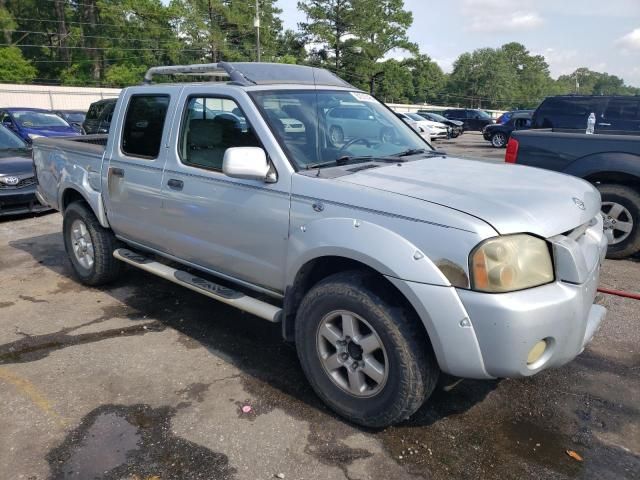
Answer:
[
  {"left": 456, "top": 265, "right": 605, "bottom": 378},
  {"left": 387, "top": 225, "right": 607, "bottom": 380},
  {"left": 0, "top": 185, "right": 51, "bottom": 216}
]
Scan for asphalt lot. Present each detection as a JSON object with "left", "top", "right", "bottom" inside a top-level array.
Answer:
[{"left": 1, "top": 134, "right": 639, "bottom": 480}]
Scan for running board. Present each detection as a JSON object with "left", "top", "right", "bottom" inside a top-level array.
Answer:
[{"left": 113, "top": 248, "right": 281, "bottom": 323}]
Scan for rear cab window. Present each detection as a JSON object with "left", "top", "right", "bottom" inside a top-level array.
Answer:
[{"left": 121, "top": 95, "right": 170, "bottom": 159}]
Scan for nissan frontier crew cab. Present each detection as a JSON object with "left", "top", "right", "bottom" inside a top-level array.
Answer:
[{"left": 33, "top": 63, "right": 608, "bottom": 428}]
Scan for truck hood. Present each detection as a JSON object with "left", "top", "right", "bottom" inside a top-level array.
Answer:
[{"left": 337, "top": 156, "right": 601, "bottom": 238}]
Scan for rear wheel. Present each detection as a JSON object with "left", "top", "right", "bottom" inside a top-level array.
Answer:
[
  {"left": 295, "top": 271, "right": 439, "bottom": 428},
  {"left": 491, "top": 132, "right": 507, "bottom": 148},
  {"left": 598, "top": 184, "right": 640, "bottom": 259},
  {"left": 63, "top": 201, "right": 123, "bottom": 285},
  {"left": 329, "top": 126, "right": 344, "bottom": 145}
]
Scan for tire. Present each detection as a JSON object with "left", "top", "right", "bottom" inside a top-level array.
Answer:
[
  {"left": 491, "top": 132, "right": 507, "bottom": 148},
  {"left": 295, "top": 270, "right": 439, "bottom": 428},
  {"left": 63, "top": 201, "right": 123, "bottom": 285},
  {"left": 597, "top": 184, "right": 640, "bottom": 259},
  {"left": 329, "top": 126, "right": 344, "bottom": 145}
]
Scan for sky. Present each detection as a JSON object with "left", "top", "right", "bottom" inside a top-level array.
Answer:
[{"left": 276, "top": 0, "right": 640, "bottom": 87}]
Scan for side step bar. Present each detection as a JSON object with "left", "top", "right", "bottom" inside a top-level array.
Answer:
[{"left": 113, "top": 248, "right": 282, "bottom": 323}]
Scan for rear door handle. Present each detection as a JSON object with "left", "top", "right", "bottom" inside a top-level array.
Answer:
[
  {"left": 167, "top": 178, "right": 184, "bottom": 190},
  {"left": 110, "top": 167, "right": 124, "bottom": 177}
]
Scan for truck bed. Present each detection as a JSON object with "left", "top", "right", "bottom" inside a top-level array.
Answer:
[{"left": 33, "top": 135, "right": 108, "bottom": 214}]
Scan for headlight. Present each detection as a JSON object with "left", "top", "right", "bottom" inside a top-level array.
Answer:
[
  {"left": 28, "top": 133, "right": 43, "bottom": 140},
  {"left": 470, "top": 234, "right": 554, "bottom": 292}
]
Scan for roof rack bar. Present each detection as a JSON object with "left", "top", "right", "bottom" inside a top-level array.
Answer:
[{"left": 143, "top": 63, "right": 251, "bottom": 84}]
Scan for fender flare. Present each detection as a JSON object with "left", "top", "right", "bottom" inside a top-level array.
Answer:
[
  {"left": 285, "top": 217, "right": 451, "bottom": 288},
  {"left": 59, "top": 184, "right": 110, "bottom": 228},
  {"left": 563, "top": 152, "right": 640, "bottom": 183}
]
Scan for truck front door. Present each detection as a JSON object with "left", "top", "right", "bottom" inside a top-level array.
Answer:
[
  {"left": 158, "top": 91, "right": 290, "bottom": 294},
  {"left": 103, "top": 92, "right": 177, "bottom": 251}
]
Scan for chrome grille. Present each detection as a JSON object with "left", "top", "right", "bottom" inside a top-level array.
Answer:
[{"left": 0, "top": 176, "right": 36, "bottom": 189}]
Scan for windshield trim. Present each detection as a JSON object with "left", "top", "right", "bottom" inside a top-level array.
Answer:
[{"left": 249, "top": 88, "right": 433, "bottom": 172}]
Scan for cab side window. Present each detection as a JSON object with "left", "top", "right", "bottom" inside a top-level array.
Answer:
[
  {"left": 179, "top": 97, "right": 260, "bottom": 171},
  {"left": 122, "top": 95, "right": 169, "bottom": 159}
]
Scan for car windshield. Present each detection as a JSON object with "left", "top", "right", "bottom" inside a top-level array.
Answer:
[
  {"left": 12, "top": 110, "right": 71, "bottom": 128},
  {"left": 0, "top": 126, "right": 27, "bottom": 149},
  {"left": 64, "top": 112, "right": 85, "bottom": 122},
  {"left": 426, "top": 113, "right": 447, "bottom": 122},
  {"left": 250, "top": 90, "right": 430, "bottom": 168},
  {"left": 476, "top": 110, "right": 492, "bottom": 120},
  {"left": 406, "top": 113, "right": 425, "bottom": 122}
]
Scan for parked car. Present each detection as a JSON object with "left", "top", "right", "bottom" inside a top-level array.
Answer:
[
  {"left": 496, "top": 109, "right": 534, "bottom": 125},
  {"left": 83, "top": 98, "right": 116, "bottom": 134},
  {"left": 404, "top": 112, "right": 449, "bottom": 140},
  {"left": 532, "top": 95, "right": 640, "bottom": 135},
  {"left": 327, "top": 105, "right": 396, "bottom": 144},
  {"left": 394, "top": 112, "right": 433, "bottom": 141},
  {"left": 483, "top": 112, "right": 532, "bottom": 148},
  {"left": 417, "top": 111, "right": 464, "bottom": 137},
  {"left": 442, "top": 109, "right": 495, "bottom": 131},
  {"left": 0, "top": 108, "right": 81, "bottom": 143},
  {"left": 54, "top": 110, "right": 86, "bottom": 133},
  {"left": 265, "top": 107, "right": 306, "bottom": 133},
  {"left": 34, "top": 62, "right": 607, "bottom": 428},
  {"left": 0, "top": 125, "right": 50, "bottom": 215},
  {"left": 508, "top": 129, "right": 640, "bottom": 258}
]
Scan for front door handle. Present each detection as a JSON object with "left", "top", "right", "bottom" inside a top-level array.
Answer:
[
  {"left": 597, "top": 123, "right": 611, "bottom": 126},
  {"left": 167, "top": 178, "right": 184, "bottom": 190},
  {"left": 110, "top": 167, "right": 124, "bottom": 177}
]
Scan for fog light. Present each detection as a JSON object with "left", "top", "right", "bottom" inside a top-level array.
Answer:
[{"left": 527, "top": 340, "right": 547, "bottom": 365}]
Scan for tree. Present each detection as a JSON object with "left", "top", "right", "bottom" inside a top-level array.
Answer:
[
  {"left": 500, "top": 42, "right": 553, "bottom": 108},
  {"left": 373, "top": 59, "right": 414, "bottom": 103},
  {"left": 446, "top": 48, "right": 516, "bottom": 109},
  {"left": 0, "top": 46, "right": 36, "bottom": 82},
  {"left": 402, "top": 54, "right": 445, "bottom": 104}
]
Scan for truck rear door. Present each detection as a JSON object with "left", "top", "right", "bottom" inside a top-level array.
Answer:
[{"left": 103, "top": 90, "right": 180, "bottom": 251}]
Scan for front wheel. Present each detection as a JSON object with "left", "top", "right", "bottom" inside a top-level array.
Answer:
[
  {"left": 295, "top": 271, "right": 439, "bottom": 427},
  {"left": 63, "top": 201, "right": 123, "bottom": 285},
  {"left": 598, "top": 184, "right": 640, "bottom": 259},
  {"left": 491, "top": 132, "right": 507, "bottom": 148}
]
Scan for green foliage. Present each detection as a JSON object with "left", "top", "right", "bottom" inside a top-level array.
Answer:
[
  {"left": 0, "top": 47, "right": 37, "bottom": 83},
  {"left": 0, "top": 0, "right": 637, "bottom": 106}
]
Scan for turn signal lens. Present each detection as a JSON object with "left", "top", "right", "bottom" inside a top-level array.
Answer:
[{"left": 470, "top": 234, "right": 554, "bottom": 293}]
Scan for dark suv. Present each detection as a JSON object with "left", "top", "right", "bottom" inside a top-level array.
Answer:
[
  {"left": 442, "top": 109, "right": 495, "bottom": 131},
  {"left": 82, "top": 98, "right": 116, "bottom": 134},
  {"left": 532, "top": 95, "right": 640, "bottom": 134}
]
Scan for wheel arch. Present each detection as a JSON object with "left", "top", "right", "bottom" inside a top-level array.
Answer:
[
  {"left": 282, "top": 255, "right": 435, "bottom": 355},
  {"left": 60, "top": 185, "right": 110, "bottom": 228}
]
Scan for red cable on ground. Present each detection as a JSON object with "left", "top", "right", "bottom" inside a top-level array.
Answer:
[{"left": 597, "top": 287, "right": 640, "bottom": 301}]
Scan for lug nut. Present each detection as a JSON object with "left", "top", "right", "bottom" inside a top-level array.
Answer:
[
  {"left": 352, "top": 362, "right": 359, "bottom": 369},
  {"left": 340, "top": 353, "right": 349, "bottom": 361}
]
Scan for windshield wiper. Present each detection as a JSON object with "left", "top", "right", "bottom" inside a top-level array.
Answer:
[
  {"left": 392, "top": 148, "right": 428, "bottom": 157},
  {"left": 305, "top": 155, "right": 373, "bottom": 170}
]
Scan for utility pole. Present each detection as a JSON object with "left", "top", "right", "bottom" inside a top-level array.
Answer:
[{"left": 254, "top": 0, "right": 261, "bottom": 62}]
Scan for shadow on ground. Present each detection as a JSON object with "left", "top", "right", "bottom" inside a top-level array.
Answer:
[{"left": 7, "top": 231, "right": 640, "bottom": 480}]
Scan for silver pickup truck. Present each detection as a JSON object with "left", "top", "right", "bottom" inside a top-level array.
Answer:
[{"left": 33, "top": 62, "right": 608, "bottom": 428}]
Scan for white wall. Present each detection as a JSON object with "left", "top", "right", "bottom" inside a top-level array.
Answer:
[{"left": 0, "top": 84, "right": 121, "bottom": 111}]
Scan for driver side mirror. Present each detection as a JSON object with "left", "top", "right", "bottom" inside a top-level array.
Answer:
[
  {"left": 223, "top": 147, "right": 274, "bottom": 182},
  {"left": 2, "top": 118, "right": 12, "bottom": 127}
]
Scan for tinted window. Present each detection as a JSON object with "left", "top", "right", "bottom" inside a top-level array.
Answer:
[
  {"left": 604, "top": 98, "right": 639, "bottom": 120},
  {"left": 122, "top": 95, "right": 169, "bottom": 158},
  {"left": 86, "top": 103, "right": 105, "bottom": 120},
  {"left": 0, "top": 126, "right": 26, "bottom": 148},
  {"left": 179, "top": 96, "right": 260, "bottom": 171},
  {"left": 446, "top": 110, "right": 465, "bottom": 119}
]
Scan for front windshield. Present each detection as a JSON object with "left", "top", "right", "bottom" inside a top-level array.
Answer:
[
  {"left": 250, "top": 90, "right": 431, "bottom": 168},
  {"left": 0, "top": 126, "right": 27, "bottom": 149},
  {"left": 426, "top": 112, "right": 448, "bottom": 122},
  {"left": 65, "top": 112, "right": 85, "bottom": 122},
  {"left": 406, "top": 113, "right": 426, "bottom": 122},
  {"left": 12, "top": 111, "right": 71, "bottom": 128},
  {"left": 476, "top": 110, "right": 492, "bottom": 120}
]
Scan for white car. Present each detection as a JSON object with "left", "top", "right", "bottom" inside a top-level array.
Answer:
[
  {"left": 395, "top": 112, "right": 432, "bottom": 141},
  {"left": 265, "top": 108, "right": 306, "bottom": 133},
  {"left": 405, "top": 113, "right": 449, "bottom": 140}
]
